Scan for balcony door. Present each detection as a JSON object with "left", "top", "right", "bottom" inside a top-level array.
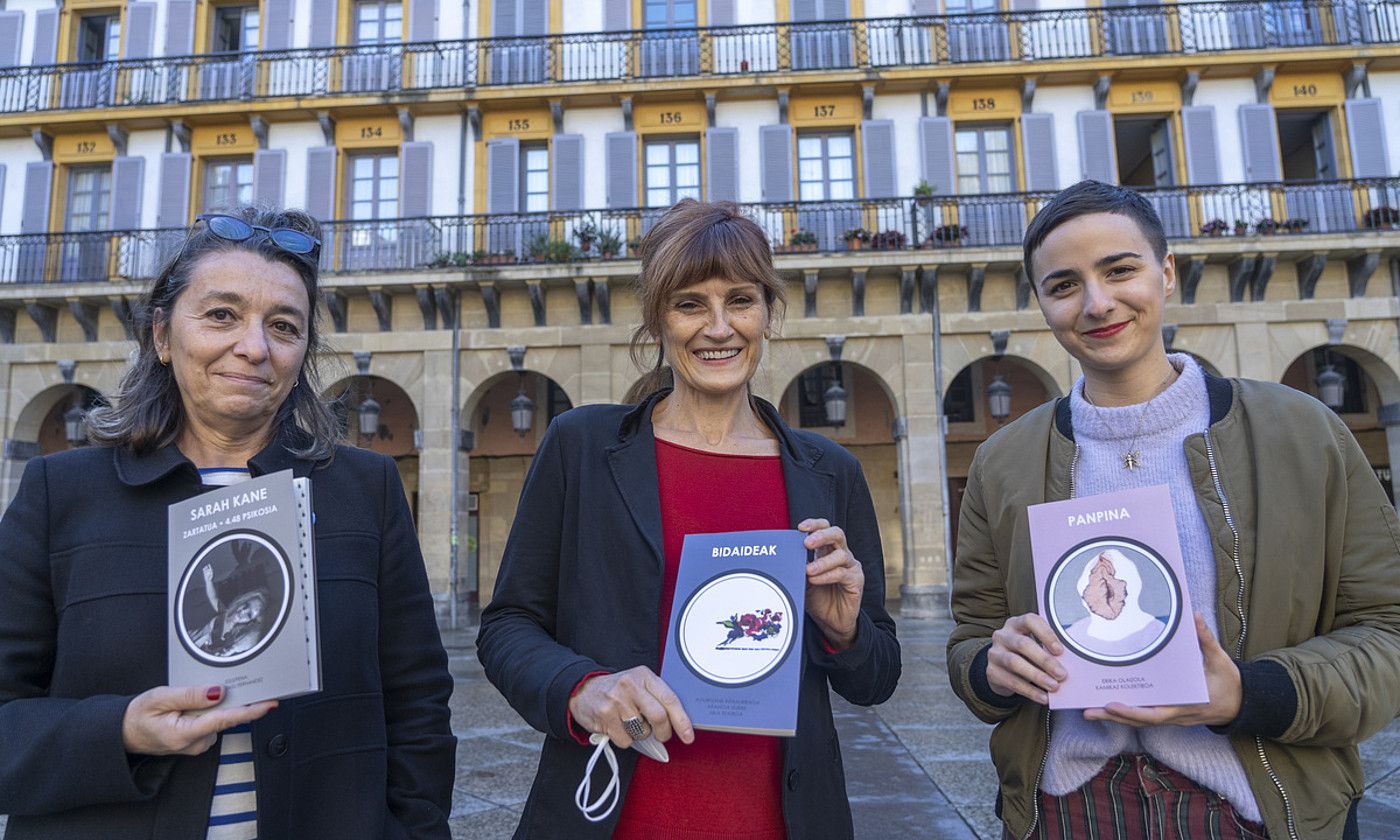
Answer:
[
  {"left": 202, "top": 5, "right": 260, "bottom": 100},
  {"left": 1104, "top": 0, "right": 1168, "bottom": 55},
  {"left": 204, "top": 158, "right": 255, "bottom": 212},
  {"left": 946, "top": 0, "right": 1011, "bottom": 63},
  {"left": 62, "top": 13, "right": 120, "bottom": 108},
  {"left": 1278, "top": 109, "right": 1349, "bottom": 233},
  {"left": 63, "top": 166, "right": 113, "bottom": 281},
  {"left": 955, "top": 124, "right": 1023, "bottom": 246},
  {"left": 791, "top": 0, "right": 854, "bottom": 70},
  {"left": 489, "top": 0, "right": 548, "bottom": 84},
  {"left": 1115, "top": 116, "right": 1189, "bottom": 237},
  {"left": 344, "top": 0, "right": 404, "bottom": 92},
  {"left": 797, "top": 132, "right": 859, "bottom": 250},
  {"left": 345, "top": 152, "right": 400, "bottom": 269},
  {"left": 641, "top": 0, "right": 699, "bottom": 77}
]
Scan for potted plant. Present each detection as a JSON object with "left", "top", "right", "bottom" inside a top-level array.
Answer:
[
  {"left": 1287, "top": 218, "right": 1309, "bottom": 234},
  {"left": 527, "top": 233, "right": 551, "bottom": 262},
  {"left": 470, "top": 249, "right": 487, "bottom": 264},
  {"left": 1199, "top": 219, "right": 1228, "bottom": 238},
  {"left": 573, "top": 219, "right": 599, "bottom": 254},
  {"left": 1365, "top": 206, "right": 1399, "bottom": 230},
  {"left": 1233, "top": 219, "right": 1249, "bottom": 236},
  {"left": 871, "top": 229, "right": 906, "bottom": 250},
  {"left": 784, "top": 229, "right": 817, "bottom": 252},
  {"left": 546, "top": 238, "right": 580, "bottom": 262},
  {"left": 597, "top": 227, "right": 623, "bottom": 259},
  {"left": 1255, "top": 219, "right": 1280, "bottom": 236},
  {"left": 932, "top": 223, "right": 967, "bottom": 247},
  {"left": 842, "top": 227, "right": 870, "bottom": 250},
  {"left": 913, "top": 180, "right": 934, "bottom": 207}
]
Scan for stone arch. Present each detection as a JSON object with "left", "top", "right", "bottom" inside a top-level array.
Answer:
[
  {"left": 321, "top": 374, "right": 421, "bottom": 457},
  {"left": 459, "top": 347, "right": 585, "bottom": 416},
  {"left": 461, "top": 370, "right": 575, "bottom": 456},
  {"left": 1279, "top": 343, "right": 1400, "bottom": 408},
  {"left": 944, "top": 353, "right": 1063, "bottom": 402},
  {"left": 940, "top": 332, "right": 1073, "bottom": 398},
  {"left": 764, "top": 335, "right": 907, "bottom": 417},
  {"left": 16, "top": 384, "right": 110, "bottom": 454},
  {"left": 1268, "top": 326, "right": 1400, "bottom": 402}
]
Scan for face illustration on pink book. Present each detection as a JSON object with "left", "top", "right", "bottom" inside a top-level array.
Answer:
[{"left": 1082, "top": 552, "right": 1129, "bottom": 620}]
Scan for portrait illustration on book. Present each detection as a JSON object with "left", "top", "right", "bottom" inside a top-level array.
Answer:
[
  {"left": 176, "top": 531, "right": 293, "bottom": 666},
  {"left": 1046, "top": 540, "right": 1180, "bottom": 667}
]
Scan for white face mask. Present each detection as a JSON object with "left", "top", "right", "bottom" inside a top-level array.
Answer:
[{"left": 574, "top": 732, "right": 671, "bottom": 823}]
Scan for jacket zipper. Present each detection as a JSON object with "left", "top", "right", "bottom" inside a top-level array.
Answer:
[{"left": 1202, "top": 432, "right": 1298, "bottom": 840}]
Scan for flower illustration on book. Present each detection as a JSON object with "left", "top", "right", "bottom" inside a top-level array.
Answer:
[{"left": 717, "top": 608, "right": 784, "bottom": 646}]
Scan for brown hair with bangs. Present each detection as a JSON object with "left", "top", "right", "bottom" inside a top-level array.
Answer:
[{"left": 624, "top": 200, "right": 787, "bottom": 403}]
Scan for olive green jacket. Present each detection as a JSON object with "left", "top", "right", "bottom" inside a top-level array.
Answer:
[{"left": 947, "top": 375, "right": 1400, "bottom": 840}]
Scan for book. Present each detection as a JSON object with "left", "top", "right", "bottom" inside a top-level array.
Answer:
[
  {"left": 1027, "top": 484, "right": 1208, "bottom": 710},
  {"left": 660, "top": 530, "right": 808, "bottom": 736},
  {"left": 167, "top": 469, "right": 321, "bottom": 709}
]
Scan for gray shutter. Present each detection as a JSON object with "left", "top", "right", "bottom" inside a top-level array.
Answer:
[
  {"left": 792, "top": 0, "right": 817, "bottom": 21},
  {"left": 158, "top": 153, "right": 192, "bottom": 225},
  {"left": 821, "top": 0, "right": 848, "bottom": 18},
  {"left": 521, "top": 0, "right": 548, "bottom": 36},
  {"left": 918, "top": 116, "right": 955, "bottom": 195},
  {"left": 911, "top": 0, "right": 937, "bottom": 14},
  {"left": 408, "top": 0, "right": 438, "bottom": 42},
  {"left": 1010, "top": 0, "right": 1039, "bottom": 9},
  {"left": 0, "top": 165, "right": 6, "bottom": 229},
  {"left": 1238, "top": 103, "right": 1281, "bottom": 183},
  {"left": 300, "top": 148, "right": 333, "bottom": 218},
  {"left": 605, "top": 131, "right": 638, "bottom": 209},
  {"left": 0, "top": 11, "right": 23, "bottom": 68},
  {"left": 861, "top": 119, "right": 897, "bottom": 199},
  {"left": 21, "top": 162, "right": 53, "bottom": 234},
  {"left": 165, "top": 1, "right": 196, "bottom": 56},
  {"left": 1020, "top": 113, "right": 1058, "bottom": 191},
  {"left": 1180, "top": 105, "right": 1221, "bottom": 185},
  {"left": 710, "top": 0, "right": 737, "bottom": 26},
  {"left": 310, "top": 0, "right": 340, "bottom": 47},
  {"left": 493, "top": 0, "right": 517, "bottom": 35},
  {"left": 400, "top": 142, "right": 433, "bottom": 216},
  {"left": 1076, "top": 110, "right": 1117, "bottom": 183},
  {"left": 486, "top": 138, "right": 520, "bottom": 213},
  {"left": 32, "top": 8, "right": 58, "bottom": 65},
  {"left": 264, "top": 0, "right": 294, "bottom": 49},
  {"left": 604, "top": 0, "right": 631, "bottom": 30},
  {"left": 759, "top": 124, "right": 793, "bottom": 203},
  {"left": 123, "top": 4, "right": 157, "bottom": 58},
  {"left": 110, "top": 157, "right": 146, "bottom": 230},
  {"left": 551, "top": 134, "right": 584, "bottom": 211},
  {"left": 254, "top": 148, "right": 288, "bottom": 211},
  {"left": 1345, "top": 98, "right": 1391, "bottom": 179},
  {"left": 706, "top": 127, "right": 739, "bottom": 202}
]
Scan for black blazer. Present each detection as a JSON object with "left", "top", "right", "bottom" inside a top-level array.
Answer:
[
  {"left": 476, "top": 391, "right": 901, "bottom": 840},
  {"left": 0, "top": 432, "right": 455, "bottom": 839}
]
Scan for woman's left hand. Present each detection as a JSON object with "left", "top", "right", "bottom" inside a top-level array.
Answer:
[
  {"left": 1083, "top": 613, "right": 1242, "bottom": 728},
  {"left": 799, "top": 518, "right": 865, "bottom": 650}
]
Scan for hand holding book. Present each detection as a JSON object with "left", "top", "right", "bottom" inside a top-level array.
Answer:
[
  {"left": 985, "top": 612, "right": 1068, "bottom": 706},
  {"left": 798, "top": 517, "right": 864, "bottom": 650},
  {"left": 120, "top": 684, "right": 277, "bottom": 756},
  {"left": 568, "top": 667, "right": 696, "bottom": 749}
]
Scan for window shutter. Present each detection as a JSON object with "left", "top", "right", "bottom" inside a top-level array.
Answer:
[
  {"left": 911, "top": 0, "right": 936, "bottom": 14},
  {"left": 21, "top": 162, "right": 53, "bottom": 234},
  {"left": 408, "top": 0, "right": 438, "bottom": 42},
  {"left": 486, "top": 138, "right": 520, "bottom": 213},
  {"left": 710, "top": 0, "right": 737, "bottom": 26},
  {"left": 1076, "top": 110, "right": 1117, "bottom": 183},
  {"left": 861, "top": 119, "right": 897, "bottom": 199},
  {"left": 300, "top": 148, "right": 332, "bottom": 218},
  {"left": 551, "top": 134, "right": 584, "bottom": 211},
  {"left": 263, "top": 0, "right": 294, "bottom": 49},
  {"left": 0, "top": 165, "right": 6, "bottom": 229},
  {"left": 157, "top": 153, "right": 192, "bottom": 226},
  {"left": 165, "top": 1, "right": 196, "bottom": 56},
  {"left": 759, "top": 124, "right": 793, "bottom": 203},
  {"left": 1237, "top": 103, "right": 1281, "bottom": 183},
  {"left": 1020, "top": 113, "right": 1058, "bottom": 192},
  {"left": 604, "top": 0, "right": 631, "bottom": 30},
  {"left": 123, "top": 4, "right": 157, "bottom": 58},
  {"left": 918, "top": 116, "right": 955, "bottom": 195},
  {"left": 310, "top": 0, "right": 340, "bottom": 47},
  {"left": 250, "top": 149, "right": 285, "bottom": 211},
  {"left": 822, "top": 0, "right": 849, "bottom": 19},
  {"left": 792, "top": 0, "right": 818, "bottom": 22},
  {"left": 605, "top": 131, "right": 638, "bottom": 209},
  {"left": 0, "top": 11, "right": 23, "bottom": 68},
  {"left": 522, "top": 0, "right": 548, "bottom": 36},
  {"left": 1180, "top": 105, "right": 1221, "bottom": 185},
  {"left": 31, "top": 8, "right": 58, "bottom": 65},
  {"left": 1345, "top": 98, "right": 1390, "bottom": 179},
  {"left": 1010, "top": 0, "right": 1039, "bottom": 9},
  {"left": 706, "top": 127, "right": 740, "bottom": 202},
  {"left": 400, "top": 142, "right": 433, "bottom": 216},
  {"left": 493, "top": 0, "right": 517, "bottom": 35},
  {"left": 109, "top": 157, "right": 146, "bottom": 230}
]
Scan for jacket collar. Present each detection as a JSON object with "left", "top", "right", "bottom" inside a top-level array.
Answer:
[
  {"left": 1053, "top": 370, "right": 1235, "bottom": 441},
  {"left": 114, "top": 426, "right": 318, "bottom": 487}
]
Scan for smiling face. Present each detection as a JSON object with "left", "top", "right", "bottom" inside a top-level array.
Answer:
[
  {"left": 154, "top": 249, "right": 310, "bottom": 447},
  {"left": 660, "top": 276, "right": 770, "bottom": 400},
  {"left": 1032, "top": 212, "right": 1175, "bottom": 383}
]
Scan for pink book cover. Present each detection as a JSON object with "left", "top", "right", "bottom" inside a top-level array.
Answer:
[{"left": 1027, "top": 484, "right": 1208, "bottom": 710}]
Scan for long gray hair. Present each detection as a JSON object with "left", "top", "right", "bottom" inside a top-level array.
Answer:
[{"left": 87, "top": 207, "right": 340, "bottom": 461}]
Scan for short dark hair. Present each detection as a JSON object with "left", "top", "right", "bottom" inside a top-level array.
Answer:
[{"left": 1022, "top": 180, "right": 1169, "bottom": 282}]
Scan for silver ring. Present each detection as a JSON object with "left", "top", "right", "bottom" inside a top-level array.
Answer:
[{"left": 622, "top": 716, "right": 647, "bottom": 740}]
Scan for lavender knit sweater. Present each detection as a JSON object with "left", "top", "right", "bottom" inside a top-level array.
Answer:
[{"left": 1041, "top": 354, "right": 1260, "bottom": 822}]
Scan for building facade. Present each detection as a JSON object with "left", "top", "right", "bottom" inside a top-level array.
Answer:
[{"left": 0, "top": 0, "right": 1397, "bottom": 620}]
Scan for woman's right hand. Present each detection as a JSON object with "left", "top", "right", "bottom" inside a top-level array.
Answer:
[
  {"left": 121, "top": 685, "right": 278, "bottom": 756},
  {"left": 568, "top": 667, "right": 696, "bottom": 748},
  {"left": 986, "top": 613, "right": 1068, "bottom": 705}
]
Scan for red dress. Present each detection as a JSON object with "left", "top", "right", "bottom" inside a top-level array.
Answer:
[{"left": 611, "top": 437, "right": 790, "bottom": 840}]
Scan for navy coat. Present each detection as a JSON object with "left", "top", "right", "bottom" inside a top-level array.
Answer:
[
  {"left": 0, "top": 433, "right": 455, "bottom": 839},
  {"left": 476, "top": 392, "right": 901, "bottom": 839}
]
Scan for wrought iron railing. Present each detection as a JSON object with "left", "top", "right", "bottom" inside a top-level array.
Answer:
[
  {"left": 2, "top": 178, "right": 1396, "bottom": 285},
  {"left": 2, "top": 0, "right": 1396, "bottom": 113}
]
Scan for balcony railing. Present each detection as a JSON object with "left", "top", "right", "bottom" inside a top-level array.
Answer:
[
  {"left": 1, "top": 178, "right": 1396, "bottom": 286},
  {"left": 3, "top": 0, "right": 1397, "bottom": 114}
]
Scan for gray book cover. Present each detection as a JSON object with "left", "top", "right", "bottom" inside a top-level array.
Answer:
[{"left": 167, "top": 469, "right": 320, "bottom": 708}]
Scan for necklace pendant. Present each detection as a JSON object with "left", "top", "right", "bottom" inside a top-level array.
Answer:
[{"left": 1123, "top": 451, "right": 1142, "bottom": 471}]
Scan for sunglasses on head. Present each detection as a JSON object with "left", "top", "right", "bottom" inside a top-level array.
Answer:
[{"left": 196, "top": 213, "right": 321, "bottom": 256}]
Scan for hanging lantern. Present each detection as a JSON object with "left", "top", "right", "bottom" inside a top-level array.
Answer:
[
  {"left": 510, "top": 387, "right": 535, "bottom": 437},
  {"left": 63, "top": 404, "right": 87, "bottom": 446},
  {"left": 357, "top": 393, "right": 381, "bottom": 438},
  {"left": 823, "top": 379, "right": 848, "bottom": 426},
  {"left": 986, "top": 374, "right": 1013, "bottom": 423},
  {"left": 1316, "top": 364, "right": 1345, "bottom": 411}
]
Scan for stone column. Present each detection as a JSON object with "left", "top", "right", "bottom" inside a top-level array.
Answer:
[
  {"left": 899, "top": 330, "right": 948, "bottom": 619},
  {"left": 1381, "top": 402, "right": 1400, "bottom": 509},
  {"left": 417, "top": 348, "right": 457, "bottom": 615},
  {"left": 578, "top": 340, "right": 613, "bottom": 404}
]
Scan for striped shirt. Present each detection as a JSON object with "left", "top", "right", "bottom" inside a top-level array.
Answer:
[{"left": 199, "top": 467, "right": 258, "bottom": 840}]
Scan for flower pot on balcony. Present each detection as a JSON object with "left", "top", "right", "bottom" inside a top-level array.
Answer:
[{"left": 845, "top": 239, "right": 864, "bottom": 251}]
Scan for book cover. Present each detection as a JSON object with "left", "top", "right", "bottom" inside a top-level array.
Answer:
[
  {"left": 1027, "top": 484, "right": 1208, "bottom": 710},
  {"left": 660, "top": 530, "right": 808, "bottom": 736},
  {"left": 167, "top": 469, "right": 321, "bottom": 709}
]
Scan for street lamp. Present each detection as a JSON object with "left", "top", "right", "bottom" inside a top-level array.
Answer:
[
  {"left": 63, "top": 403, "right": 87, "bottom": 446},
  {"left": 985, "top": 374, "right": 1012, "bottom": 424},
  {"left": 510, "top": 383, "right": 535, "bottom": 438},
  {"left": 1316, "top": 363, "right": 1345, "bottom": 411},
  {"left": 357, "top": 392, "right": 381, "bottom": 438},
  {"left": 823, "top": 375, "right": 848, "bottom": 426}
]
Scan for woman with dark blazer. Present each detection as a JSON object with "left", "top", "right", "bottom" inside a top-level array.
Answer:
[
  {"left": 477, "top": 200, "right": 901, "bottom": 839},
  {"left": 0, "top": 209, "right": 455, "bottom": 839}
]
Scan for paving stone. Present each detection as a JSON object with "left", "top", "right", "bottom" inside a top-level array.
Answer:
[
  {"left": 958, "top": 803, "right": 1004, "bottom": 840},
  {"left": 890, "top": 723, "right": 993, "bottom": 763},
  {"left": 449, "top": 806, "right": 522, "bottom": 840},
  {"left": 921, "top": 758, "right": 1002, "bottom": 807}
]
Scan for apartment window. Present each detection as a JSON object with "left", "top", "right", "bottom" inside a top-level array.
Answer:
[
  {"left": 797, "top": 133, "right": 855, "bottom": 201},
  {"left": 348, "top": 152, "right": 399, "bottom": 220},
  {"left": 644, "top": 0, "right": 696, "bottom": 28},
  {"left": 955, "top": 125, "right": 1013, "bottom": 194},
  {"left": 520, "top": 144, "right": 549, "bottom": 213},
  {"left": 1114, "top": 117, "right": 1175, "bottom": 188},
  {"left": 77, "top": 13, "right": 121, "bottom": 63},
  {"left": 204, "top": 158, "right": 255, "bottom": 211},
  {"left": 1278, "top": 110, "right": 1337, "bottom": 182},
  {"left": 66, "top": 166, "right": 112, "bottom": 231},
  {"left": 356, "top": 0, "right": 404, "bottom": 45},
  {"left": 212, "top": 5, "right": 260, "bottom": 52},
  {"left": 645, "top": 139, "right": 700, "bottom": 208},
  {"left": 943, "top": 367, "right": 976, "bottom": 424}
]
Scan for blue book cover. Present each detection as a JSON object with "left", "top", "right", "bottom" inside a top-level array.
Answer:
[{"left": 660, "top": 529, "right": 808, "bottom": 736}]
